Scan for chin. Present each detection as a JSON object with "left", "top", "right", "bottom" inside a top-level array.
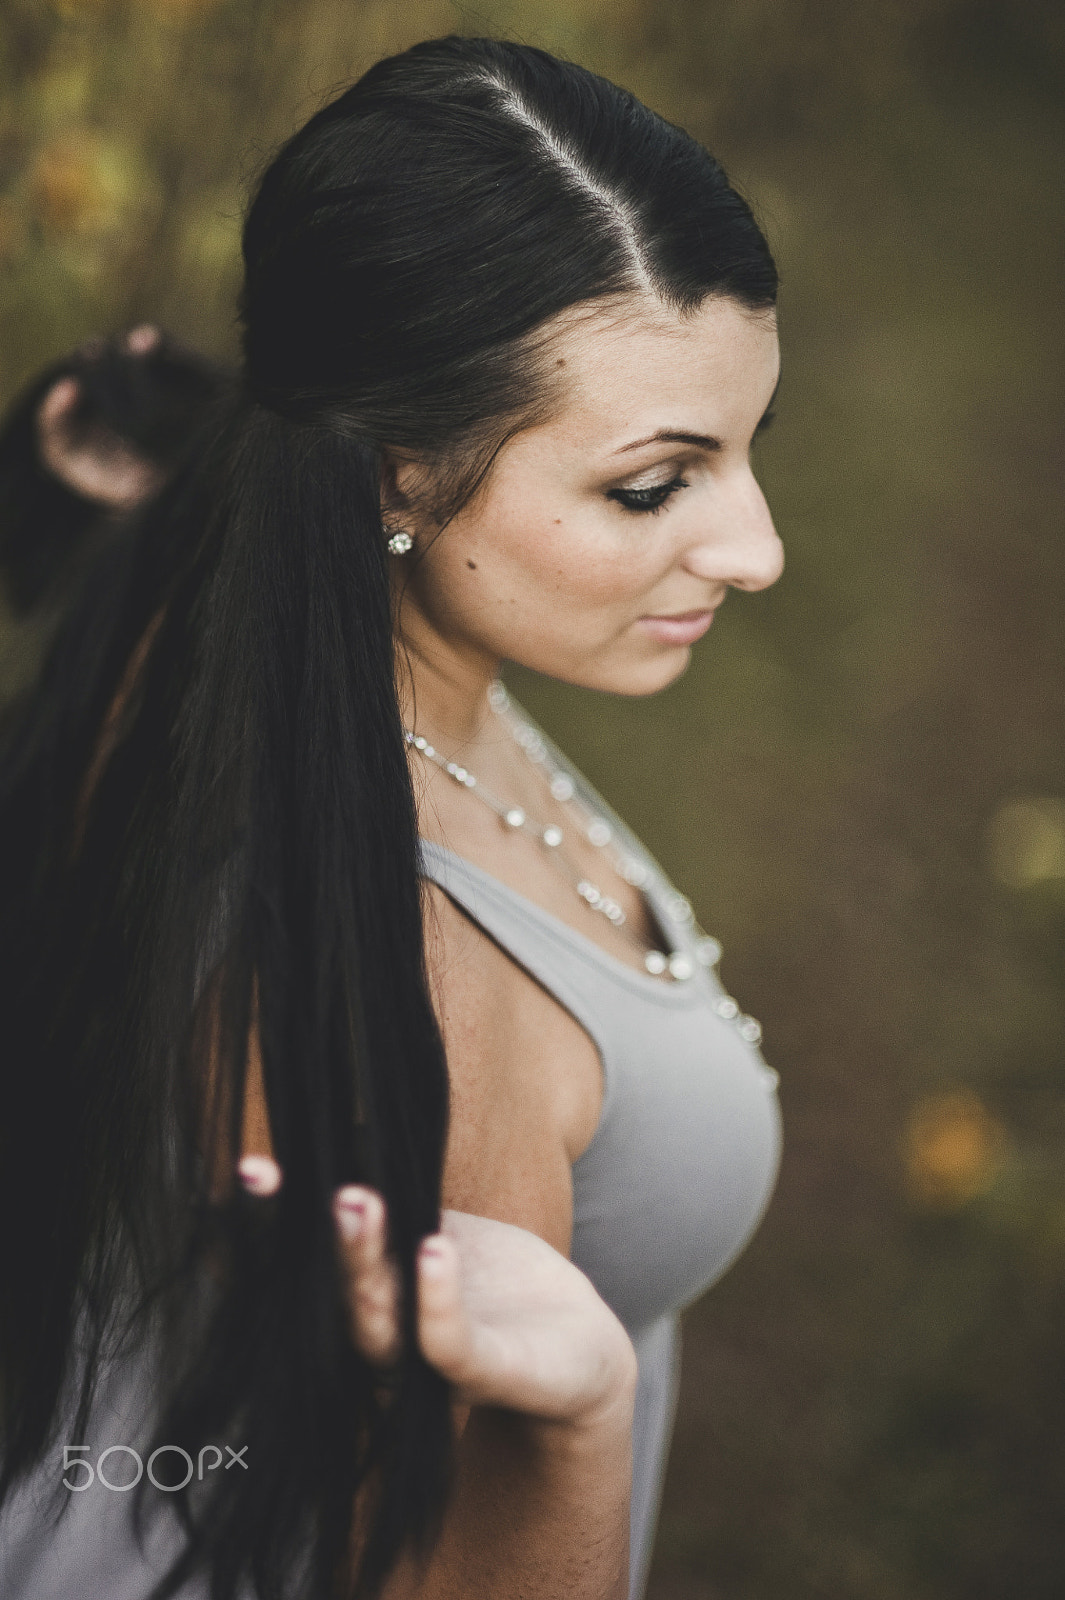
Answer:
[
  {"left": 624, "top": 653, "right": 692, "bottom": 696},
  {"left": 567, "top": 647, "right": 692, "bottom": 699}
]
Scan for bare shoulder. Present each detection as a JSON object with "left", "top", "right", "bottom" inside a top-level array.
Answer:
[{"left": 421, "top": 881, "right": 603, "bottom": 1259}]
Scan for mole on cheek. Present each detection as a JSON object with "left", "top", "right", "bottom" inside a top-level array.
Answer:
[{"left": 467, "top": 560, "right": 477, "bottom": 570}]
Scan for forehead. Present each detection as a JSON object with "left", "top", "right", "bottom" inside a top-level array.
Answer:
[{"left": 537, "top": 294, "right": 779, "bottom": 453}]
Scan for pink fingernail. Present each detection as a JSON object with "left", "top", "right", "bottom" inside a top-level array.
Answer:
[
  {"left": 335, "top": 1187, "right": 369, "bottom": 1242},
  {"left": 419, "top": 1237, "right": 447, "bottom": 1272},
  {"left": 237, "top": 1155, "right": 282, "bottom": 1197}
]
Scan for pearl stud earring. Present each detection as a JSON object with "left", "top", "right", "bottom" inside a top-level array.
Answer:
[{"left": 386, "top": 529, "right": 414, "bottom": 556}]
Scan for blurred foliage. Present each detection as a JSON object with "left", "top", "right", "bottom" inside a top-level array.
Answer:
[{"left": 2, "top": 0, "right": 1064, "bottom": 1596}]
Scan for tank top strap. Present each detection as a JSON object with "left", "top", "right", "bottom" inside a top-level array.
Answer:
[{"left": 418, "top": 837, "right": 628, "bottom": 1055}]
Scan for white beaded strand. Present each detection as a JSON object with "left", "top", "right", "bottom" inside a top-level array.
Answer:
[
  {"left": 404, "top": 728, "right": 652, "bottom": 949},
  {"left": 487, "top": 681, "right": 766, "bottom": 1047}
]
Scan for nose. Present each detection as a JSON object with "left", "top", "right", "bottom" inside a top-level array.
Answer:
[{"left": 681, "top": 468, "right": 784, "bottom": 594}]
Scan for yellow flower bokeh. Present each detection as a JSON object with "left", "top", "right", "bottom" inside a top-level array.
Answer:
[{"left": 904, "top": 1089, "right": 1008, "bottom": 1209}]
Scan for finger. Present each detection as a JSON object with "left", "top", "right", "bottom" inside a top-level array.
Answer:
[
  {"left": 38, "top": 377, "right": 81, "bottom": 434},
  {"left": 415, "top": 1234, "right": 477, "bottom": 1385},
  {"left": 236, "top": 1154, "right": 282, "bottom": 1196},
  {"left": 334, "top": 1187, "right": 402, "bottom": 1365}
]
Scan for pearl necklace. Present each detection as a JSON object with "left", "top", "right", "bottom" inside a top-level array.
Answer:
[
  {"left": 486, "top": 690, "right": 763, "bottom": 1051},
  {"left": 407, "top": 741, "right": 685, "bottom": 979},
  {"left": 404, "top": 683, "right": 763, "bottom": 1046},
  {"left": 485, "top": 681, "right": 698, "bottom": 977}
]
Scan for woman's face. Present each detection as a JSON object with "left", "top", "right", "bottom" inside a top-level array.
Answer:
[{"left": 394, "top": 293, "right": 783, "bottom": 697}]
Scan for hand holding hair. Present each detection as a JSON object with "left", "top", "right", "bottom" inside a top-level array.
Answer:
[
  {"left": 237, "top": 1157, "right": 638, "bottom": 1433},
  {"left": 236, "top": 1158, "right": 636, "bottom": 1597},
  {"left": 36, "top": 371, "right": 167, "bottom": 510}
]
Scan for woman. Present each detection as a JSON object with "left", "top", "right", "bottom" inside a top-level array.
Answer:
[{"left": 0, "top": 35, "right": 782, "bottom": 1600}]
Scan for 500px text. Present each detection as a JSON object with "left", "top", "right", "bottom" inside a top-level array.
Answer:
[{"left": 62, "top": 1444, "right": 249, "bottom": 1491}]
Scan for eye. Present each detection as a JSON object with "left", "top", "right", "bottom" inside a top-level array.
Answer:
[{"left": 606, "top": 475, "right": 689, "bottom": 515}]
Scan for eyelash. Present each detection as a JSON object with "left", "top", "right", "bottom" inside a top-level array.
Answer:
[{"left": 607, "top": 475, "right": 690, "bottom": 515}]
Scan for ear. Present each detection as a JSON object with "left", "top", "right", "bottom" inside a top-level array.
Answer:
[{"left": 379, "top": 448, "right": 430, "bottom": 528}]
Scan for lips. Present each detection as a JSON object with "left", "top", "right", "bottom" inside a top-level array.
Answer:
[{"left": 636, "top": 609, "right": 715, "bottom": 646}]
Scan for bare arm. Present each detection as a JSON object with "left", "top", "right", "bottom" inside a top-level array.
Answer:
[
  {"left": 385, "top": 884, "right": 632, "bottom": 1597},
  {"left": 238, "top": 885, "right": 635, "bottom": 1597},
  {"left": 383, "top": 1399, "right": 633, "bottom": 1600}
]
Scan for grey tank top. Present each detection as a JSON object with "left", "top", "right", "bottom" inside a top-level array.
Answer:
[
  {"left": 417, "top": 725, "right": 782, "bottom": 1600},
  {"left": 0, "top": 735, "right": 781, "bottom": 1600}
]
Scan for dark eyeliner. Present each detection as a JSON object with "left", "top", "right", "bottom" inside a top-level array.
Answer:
[{"left": 607, "top": 475, "right": 689, "bottom": 514}]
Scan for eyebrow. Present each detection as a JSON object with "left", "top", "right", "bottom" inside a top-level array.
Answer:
[
  {"left": 613, "top": 428, "right": 721, "bottom": 456},
  {"left": 611, "top": 377, "right": 781, "bottom": 456}
]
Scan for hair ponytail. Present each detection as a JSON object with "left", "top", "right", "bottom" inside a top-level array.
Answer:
[
  {"left": 1, "top": 33, "right": 776, "bottom": 1599},
  {"left": 0, "top": 392, "right": 453, "bottom": 1600},
  {"left": 147, "top": 399, "right": 454, "bottom": 1594}
]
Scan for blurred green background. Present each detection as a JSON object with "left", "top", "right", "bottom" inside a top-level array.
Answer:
[{"left": 2, "top": 1, "right": 1064, "bottom": 1595}]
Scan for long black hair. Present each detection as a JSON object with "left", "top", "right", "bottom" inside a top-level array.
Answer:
[{"left": 0, "top": 35, "right": 777, "bottom": 1600}]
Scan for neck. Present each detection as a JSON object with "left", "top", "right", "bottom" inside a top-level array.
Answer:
[{"left": 394, "top": 603, "right": 500, "bottom": 751}]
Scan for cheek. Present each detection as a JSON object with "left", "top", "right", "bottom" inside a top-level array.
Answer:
[
  {"left": 484, "top": 509, "right": 656, "bottom": 615},
  {"left": 413, "top": 492, "right": 666, "bottom": 668},
  {"left": 411, "top": 509, "right": 692, "bottom": 693}
]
